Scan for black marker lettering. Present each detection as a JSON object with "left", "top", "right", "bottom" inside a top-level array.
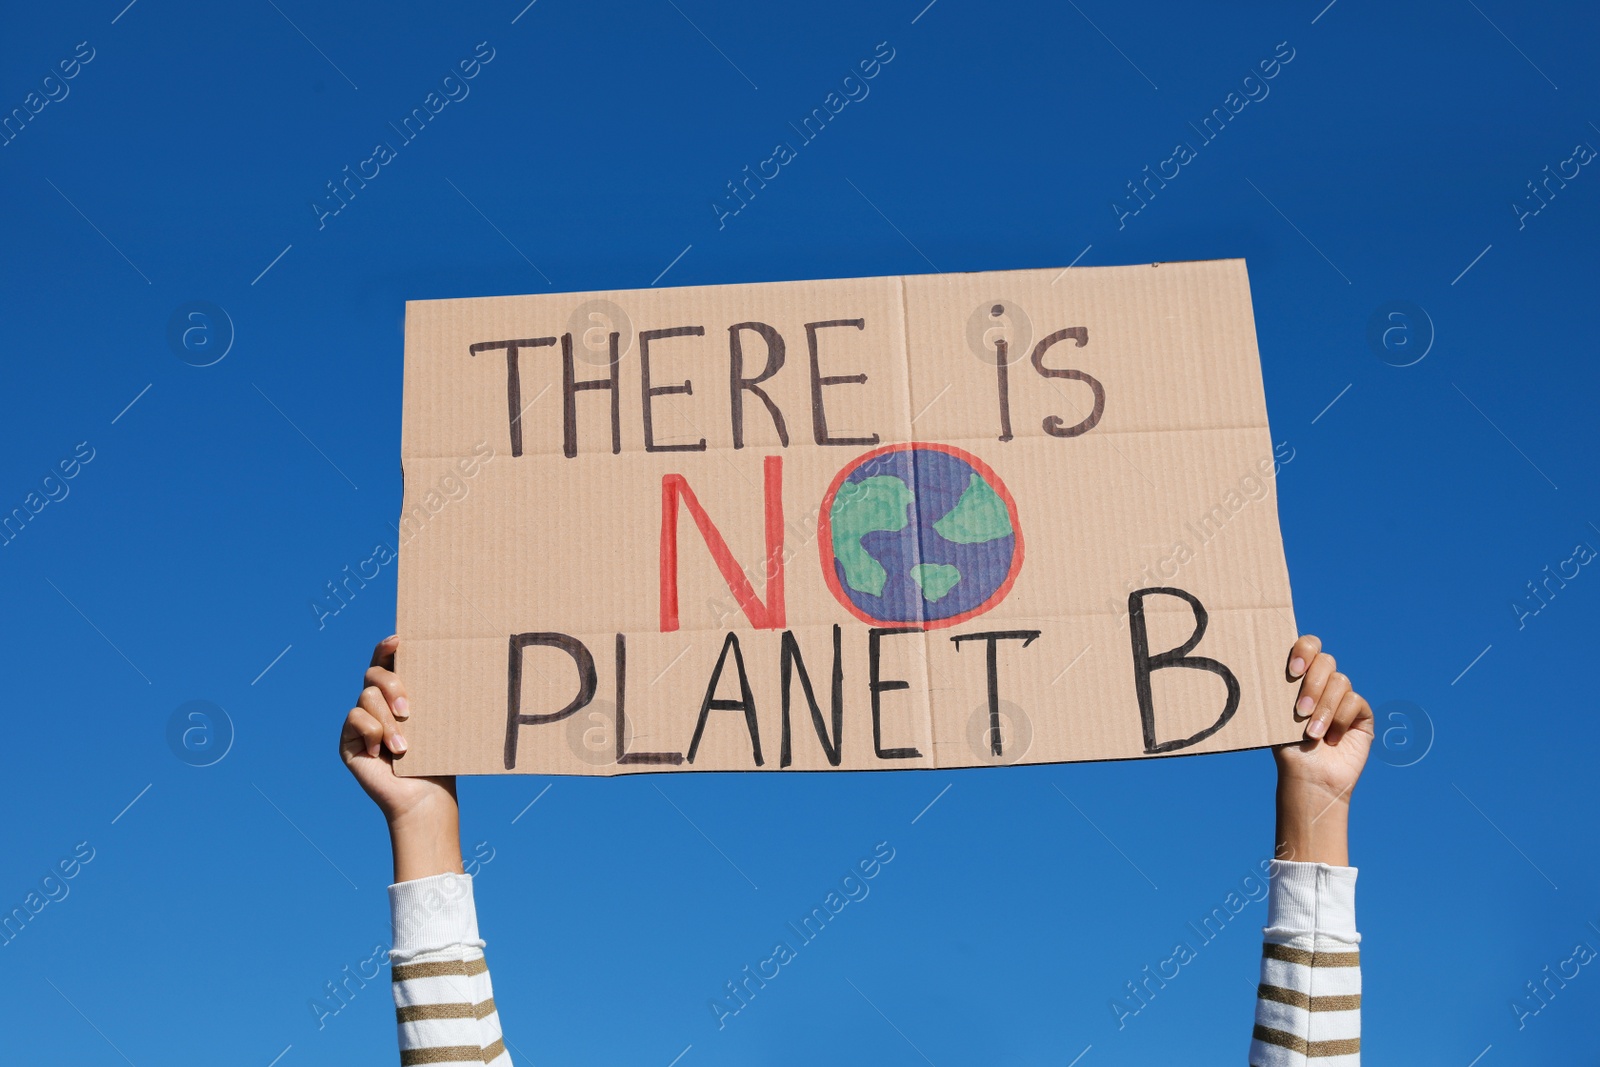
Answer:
[
  {"left": 993, "top": 337, "right": 1014, "bottom": 442},
  {"left": 780, "top": 626, "right": 843, "bottom": 767},
  {"left": 729, "top": 322, "right": 790, "bottom": 449},
  {"left": 951, "top": 629, "right": 1042, "bottom": 755},
  {"left": 806, "top": 318, "right": 879, "bottom": 446},
  {"left": 1126, "top": 587, "right": 1240, "bottom": 753},
  {"left": 470, "top": 336, "right": 557, "bottom": 457},
  {"left": 505, "top": 632, "right": 595, "bottom": 769},
  {"left": 640, "top": 326, "right": 707, "bottom": 453},
  {"left": 614, "top": 633, "right": 684, "bottom": 765},
  {"left": 1030, "top": 327, "right": 1104, "bottom": 438},
  {"left": 868, "top": 627, "right": 923, "bottom": 760},
  {"left": 562, "top": 332, "right": 622, "bottom": 458},
  {"left": 687, "top": 632, "right": 763, "bottom": 765}
]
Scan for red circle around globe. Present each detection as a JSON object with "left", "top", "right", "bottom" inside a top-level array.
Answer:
[{"left": 817, "top": 441, "right": 1025, "bottom": 630}]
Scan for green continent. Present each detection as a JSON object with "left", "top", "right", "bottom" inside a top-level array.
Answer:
[
  {"left": 830, "top": 475, "right": 915, "bottom": 596},
  {"left": 910, "top": 563, "right": 962, "bottom": 602},
  {"left": 934, "top": 473, "right": 1013, "bottom": 544}
]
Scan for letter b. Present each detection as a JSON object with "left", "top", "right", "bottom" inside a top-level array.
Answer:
[{"left": 1126, "top": 587, "right": 1240, "bottom": 753}]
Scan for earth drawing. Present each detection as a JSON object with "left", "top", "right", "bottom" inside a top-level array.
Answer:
[{"left": 821, "top": 444, "right": 1022, "bottom": 627}]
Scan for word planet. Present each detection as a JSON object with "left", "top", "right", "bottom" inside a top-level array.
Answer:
[{"left": 820, "top": 444, "right": 1022, "bottom": 628}]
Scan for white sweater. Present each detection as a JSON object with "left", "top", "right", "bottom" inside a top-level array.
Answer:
[
  {"left": 1250, "top": 860, "right": 1362, "bottom": 1064},
  {"left": 388, "top": 859, "right": 1359, "bottom": 1064},
  {"left": 388, "top": 874, "right": 509, "bottom": 1065}
]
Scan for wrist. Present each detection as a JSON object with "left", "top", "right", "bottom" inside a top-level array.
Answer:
[
  {"left": 1274, "top": 778, "right": 1350, "bottom": 867},
  {"left": 387, "top": 798, "right": 463, "bottom": 883},
  {"left": 386, "top": 789, "right": 456, "bottom": 833},
  {"left": 1275, "top": 769, "right": 1353, "bottom": 813}
]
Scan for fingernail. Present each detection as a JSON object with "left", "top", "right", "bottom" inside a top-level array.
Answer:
[
  {"left": 1307, "top": 717, "right": 1327, "bottom": 739},
  {"left": 392, "top": 734, "right": 407, "bottom": 754},
  {"left": 1289, "top": 657, "right": 1305, "bottom": 676},
  {"left": 1296, "top": 696, "right": 1314, "bottom": 715},
  {"left": 394, "top": 697, "right": 410, "bottom": 717},
  {"left": 367, "top": 742, "right": 380, "bottom": 758},
  {"left": 384, "top": 634, "right": 398, "bottom": 643}
]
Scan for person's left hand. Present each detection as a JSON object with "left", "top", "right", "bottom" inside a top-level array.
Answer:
[{"left": 1274, "top": 634, "right": 1374, "bottom": 806}]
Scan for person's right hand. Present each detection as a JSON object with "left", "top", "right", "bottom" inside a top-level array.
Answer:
[{"left": 339, "top": 635, "right": 457, "bottom": 829}]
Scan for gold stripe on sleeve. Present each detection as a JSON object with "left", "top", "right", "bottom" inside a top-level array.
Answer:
[
  {"left": 482, "top": 1038, "right": 507, "bottom": 1062},
  {"left": 396, "top": 999, "right": 497, "bottom": 1024},
  {"left": 397, "top": 1002, "right": 474, "bottom": 1023},
  {"left": 1310, "top": 992, "right": 1361, "bottom": 1012},
  {"left": 392, "top": 957, "right": 490, "bottom": 982},
  {"left": 1253, "top": 1025, "right": 1361, "bottom": 1057},
  {"left": 1262, "top": 943, "right": 1313, "bottom": 966},
  {"left": 1256, "top": 984, "right": 1362, "bottom": 1012},
  {"left": 400, "top": 1046, "right": 490, "bottom": 1065},
  {"left": 1262, "top": 943, "right": 1361, "bottom": 968}
]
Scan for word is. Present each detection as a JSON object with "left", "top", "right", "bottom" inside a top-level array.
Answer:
[
  {"left": 713, "top": 41, "right": 897, "bottom": 229},
  {"left": 1, "top": 41, "right": 95, "bottom": 148},
  {"left": 1112, "top": 41, "right": 1296, "bottom": 229},
  {"left": 1, "top": 841, "right": 96, "bottom": 947},
  {"left": 312, "top": 42, "right": 496, "bottom": 229},
  {"left": 1, "top": 440, "right": 96, "bottom": 547},
  {"left": 710, "top": 841, "right": 896, "bottom": 1028}
]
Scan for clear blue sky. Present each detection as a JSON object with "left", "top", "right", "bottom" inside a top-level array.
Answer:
[{"left": 2, "top": 0, "right": 1596, "bottom": 1063}]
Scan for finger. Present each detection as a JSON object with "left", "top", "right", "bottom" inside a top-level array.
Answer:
[
  {"left": 359, "top": 686, "right": 407, "bottom": 756},
  {"left": 1308, "top": 671, "right": 1351, "bottom": 740},
  {"left": 364, "top": 665, "right": 410, "bottom": 721},
  {"left": 370, "top": 634, "right": 399, "bottom": 671},
  {"left": 1287, "top": 635, "right": 1321, "bottom": 680},
  {"left": 1296, "top": 652, "right": 1336, "bottom": 721},
  {"left": 1325, "top": 690, "right": 1369, "bottom": 744},
  {"left": 342, "top": 707, "right": 384, "bottom": 760}
]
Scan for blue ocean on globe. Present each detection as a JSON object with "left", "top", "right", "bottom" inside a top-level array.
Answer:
[{"left": 827, "top": 447, "right": 1018, "bottom": 625}]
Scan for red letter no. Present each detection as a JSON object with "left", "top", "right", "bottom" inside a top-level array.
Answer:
[{"left": 660, "top": 456, "right": 785, "bottom": 632}]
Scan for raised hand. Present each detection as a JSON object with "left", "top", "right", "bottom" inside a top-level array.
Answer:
[
  {"left": 1272, "top": 634, "right": 1373, "bottom": 866},
  {"left": 339, "top": 635, "right": 463, "bottom": 881}
]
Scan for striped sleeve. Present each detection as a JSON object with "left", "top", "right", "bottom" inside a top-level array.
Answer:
[
  {"left": 388, "top": 873, "right": 511, "bottom": 1066},
  {"left": 1249, "top": 860, "right": 1360, "bottom": 1066}
]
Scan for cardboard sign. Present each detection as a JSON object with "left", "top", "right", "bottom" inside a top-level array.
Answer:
[{"left": 395, "top": 258, "right": 1301, "bottom": 776}]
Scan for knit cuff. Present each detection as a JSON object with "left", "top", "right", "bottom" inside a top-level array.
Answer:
[
  {"left": 389, "top": 872, "right": 483, "bottom": 957},
  {"left": 1264, "top": 859, "right": 1359, "bottom": 942}
]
